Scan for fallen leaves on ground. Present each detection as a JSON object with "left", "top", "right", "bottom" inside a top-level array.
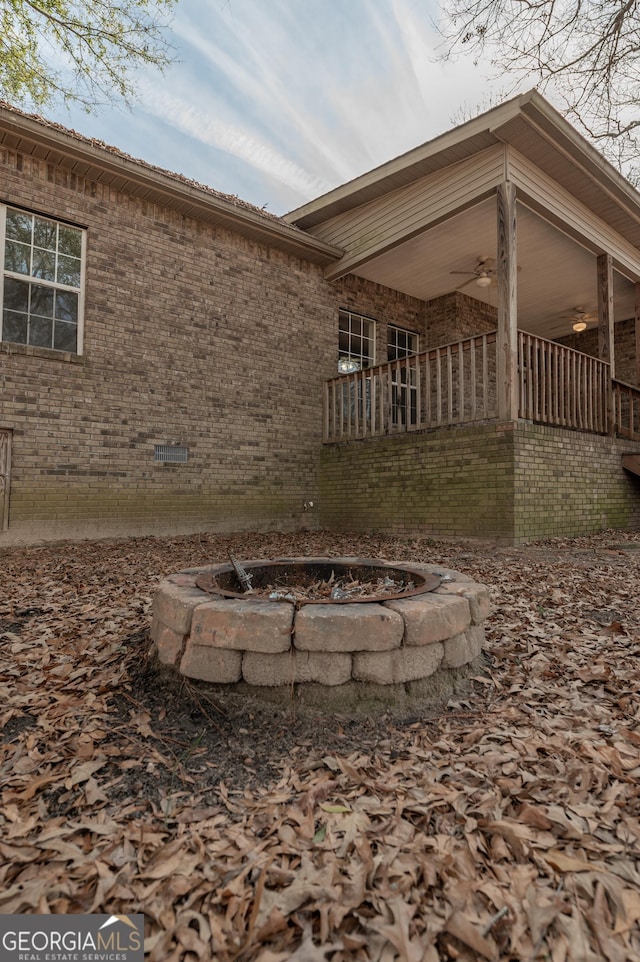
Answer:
[{"left": 1, "top": 529, "right": 640, "bottom": 960}]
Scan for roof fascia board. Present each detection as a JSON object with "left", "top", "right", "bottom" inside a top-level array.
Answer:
[
  {"left": 522, "top": 90, "right": 640, "bottom": 208},
  {"left": 507, "top": 96, "right": 640, "bottom": 228},
  {"left": 0, "top": 109, "right": 342, "bottom": 265}
]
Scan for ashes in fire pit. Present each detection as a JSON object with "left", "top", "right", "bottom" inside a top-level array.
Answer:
[{"left": 151, "top": 557, "right": 491, "bottom": 711}]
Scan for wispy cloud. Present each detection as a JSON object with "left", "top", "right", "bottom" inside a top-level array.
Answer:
[
  {"left": 139, "top": 80, "right": 333, "bottom": 201},
  {"left": 54, "top": 0, "right": 506, "bottom": 212}
]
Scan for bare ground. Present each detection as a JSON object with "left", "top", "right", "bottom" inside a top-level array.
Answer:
[{"left": 1, "top": 528, "right": 640, "bottom": 960}]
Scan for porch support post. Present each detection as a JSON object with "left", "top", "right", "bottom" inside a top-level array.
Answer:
[
  {"left": 597, "top": 252, "right": 615, "bottom": 433},
  {"left": 497, "top": 181, "right": 519, "bottom": 421}
]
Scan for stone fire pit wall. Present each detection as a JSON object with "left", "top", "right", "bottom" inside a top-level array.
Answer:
[{"left": 151, "top": 559, "right": 490, "bottom": 699}]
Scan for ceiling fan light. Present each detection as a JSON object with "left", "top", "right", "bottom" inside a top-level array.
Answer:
[
  {"left": 572, "top": 320, "right": 587, "bottom": 333},
  {"left": 476, "top": 274, "right": 492, "bottom": 288}
]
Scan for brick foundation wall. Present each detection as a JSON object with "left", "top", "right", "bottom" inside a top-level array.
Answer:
[
  {"left": 319, "top": 421, "right": 640, "bottom": 544},
  {"left": 319, "top": 423, "right": 516, "bottom": 541},
  {"left": 513, "top": 423, "right": 640, "bottom": 540}
]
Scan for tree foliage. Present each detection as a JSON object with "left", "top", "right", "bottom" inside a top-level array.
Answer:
[
  {"left": 441, "top": 0, "right": 640, "bottom": 170},
  {"left": 0, "top": 0, "right": 178, "bottom": 112}
]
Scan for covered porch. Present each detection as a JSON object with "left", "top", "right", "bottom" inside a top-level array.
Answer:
[{"left": 287, "top": 92, "right": 640, "bottom": 541}]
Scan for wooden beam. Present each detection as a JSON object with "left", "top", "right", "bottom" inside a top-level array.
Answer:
[
  {"left": 597, "top": 252, "right": 615, "bottom": 433},
  {"left": 497, "top": 182, "right": 519, "bottom": 421},
  {"left": 597, "top": 253, "right": 615, "bottom": 373},
  {"left": 622, "top": 453, "right": 640, "bottom": 477},
  {"left": 0, "top": 430, "right": 11, "bottom": 532}
]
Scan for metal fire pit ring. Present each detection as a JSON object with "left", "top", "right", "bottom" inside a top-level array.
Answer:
[{"left": 195, "top": 558, "right": 441, "bottom": 604}]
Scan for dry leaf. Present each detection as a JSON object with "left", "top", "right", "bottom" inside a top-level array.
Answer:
[{"left": 444, "top": 911, "right": 497, "bottom": 960}]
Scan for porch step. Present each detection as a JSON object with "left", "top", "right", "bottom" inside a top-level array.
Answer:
[{"left": 622, "top": 454, "right": 640, "bottom": 477}]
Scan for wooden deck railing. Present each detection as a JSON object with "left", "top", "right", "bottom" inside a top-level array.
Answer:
[
  {"left": 323, "top": 333, "right": 497, "bottom": 441},
  {"left": 518, "top": 332, "right": 609, "bottom": 433},
  {"left": 612, "top": 379, "right": 640, "bottom": 441},
  {"left": 324, "top": 330, "right": 626, "bottom": 443}
]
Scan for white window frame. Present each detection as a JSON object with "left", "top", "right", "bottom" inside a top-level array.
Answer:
[
  {"left": 338, "top": 309, "right": 376, "bottom": 373},
  {"left": 0, "top": 205, "right": 86, "bottom": 355},
  {"left": 387, "top": 325, "right": 420, "bottom": 427},
  {"left": 387, "top": 324, "right": 419, "bottom": 360}
]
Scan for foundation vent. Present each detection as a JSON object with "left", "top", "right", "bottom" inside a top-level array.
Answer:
[{"left": 154, "top": 444, "right": 188, "bottom": 463}]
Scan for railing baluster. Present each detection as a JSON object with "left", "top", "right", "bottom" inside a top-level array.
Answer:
[
  {"left": 470, "top": 337, "right": 477, "bottom": 420},
  {"left": 458, "top": 341, "right": 465, "bottom": 422}
]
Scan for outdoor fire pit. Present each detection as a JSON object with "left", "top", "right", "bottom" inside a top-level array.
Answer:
[{"left": 151, "top": 557, "right": 490, "bottom": 709}]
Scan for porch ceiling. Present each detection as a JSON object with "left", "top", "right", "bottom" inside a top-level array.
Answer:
[{"left": 352, "top": 198, "right": 638, "bottom": 341}]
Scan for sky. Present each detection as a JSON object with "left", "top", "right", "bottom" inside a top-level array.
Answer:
[{"left": 50, "top": 0, "right": 514, "bottom": 216}]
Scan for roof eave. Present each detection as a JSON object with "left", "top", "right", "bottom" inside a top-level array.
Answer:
[
  {"left": 0, "top": 106, "right": 343, "bottom": 267},
  {"left": 513, "top": 92, "right": 640, "bottom": 220},
  {"left": 285, "top": 90, "right": 537, "bottom": 228},
  {"left": 286, "top": 89, "right": 640, "bottom": 232}
]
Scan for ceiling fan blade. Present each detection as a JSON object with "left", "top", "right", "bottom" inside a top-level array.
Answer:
[{"left": 449, "top": 270, "right": 475, "bottom": 275}]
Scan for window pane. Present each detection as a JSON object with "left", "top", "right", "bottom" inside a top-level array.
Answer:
[
  {"left": 58, "top": 225, "right": 82, "bottom": 258},
  {"left": 350, "top": 334, "right": 363, "bottom": 356},
  {"left": 6, "top": 209, "right": 33, "bottom": 244},
  {"left": 3, "top": 309, "right": 28, "bottom": 343},
  {"left": 56, "top": 254, "right": 81, "bottom": 287},
  {"left": 54, "top": 289, "right": 78, "bottom": 322},
  {"left": 30, "top": 315, "right": 53, "bottom": 348},
  {"left": 31, "top": 248, "right": 56, "bottom": 281},
  {"left": 54, "top": 320, "right": 77, "bottom": 352},
  {"left": 388, "top": 325, "right": 418, "bottom": 359},
  {"left": 30, "top": 284, "right": 54, "bottom": 318},
  {"left": 338, "top": 311, "right": 375, "bottom": 369},
  {"left": 338, "top": 329, "right": 351, "bottom": 354},
  {"left": 3, "top": 209, "right": 83, "bottom": 354},
  {"left": 4, "top": 239, "right": 30, "bottom": 275},
  {"left": 33, "top": 216, "right": 57, "bottom": 251},
  {"left": 4, "top": 277, "right": 29, "bottom": 312}
]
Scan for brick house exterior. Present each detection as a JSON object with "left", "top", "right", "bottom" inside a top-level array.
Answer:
[
  {"left": 0, "top": 105, "right": 460, "bottom": 543},
  {"left": 2, "top": 92, "right": 640, "bottom": 545}
]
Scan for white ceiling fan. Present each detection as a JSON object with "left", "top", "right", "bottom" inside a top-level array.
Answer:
[
  {"left": 450, "top": 255, "right": 496, "bottom": 289},
  {"left": 557, "top": 307, "right": 596, "bottom": 333}
]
